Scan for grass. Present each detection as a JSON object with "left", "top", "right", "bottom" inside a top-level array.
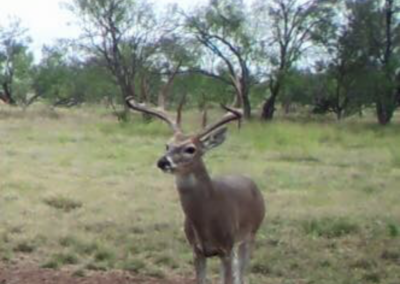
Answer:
[
  {"left": 0, "top": 104, "right": 399, "bottom": 283},
  {"left": 43, "top": 196, "right": 83, "bottom": 212},
  {"left": 301, "top": 217, "right": 359, "bottom": 238}
]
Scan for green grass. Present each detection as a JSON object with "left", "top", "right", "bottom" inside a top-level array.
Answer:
[{"left": 0, "top": 104, "right": 399, "bottom": 283}]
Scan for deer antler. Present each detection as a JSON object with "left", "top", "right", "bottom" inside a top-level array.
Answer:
[
  {"left": 125, "top": 96, "right": 182, "bottom": 134},
  {"left": 196, "top": 104, "right": 242, "bottom": 139}
]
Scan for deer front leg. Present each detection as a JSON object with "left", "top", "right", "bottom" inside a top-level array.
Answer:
[
  {"left": 220, "top": 246, "right": 241, "bottom": 284},
  {"left": 194, "top": 252, "right": 207, "bottom": 284}
]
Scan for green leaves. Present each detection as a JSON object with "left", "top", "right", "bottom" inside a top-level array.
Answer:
[{"left": 0, "top": 18, "right": 33, "bottom": 105}]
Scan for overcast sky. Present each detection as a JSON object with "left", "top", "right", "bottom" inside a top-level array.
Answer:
[{"left": 0, "top": 0, "right": 207, "bottom": 57}]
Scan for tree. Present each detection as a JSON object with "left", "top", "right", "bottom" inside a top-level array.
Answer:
[
  {"left": 0, "top": 19, "right": 33, "bottom": 106},
  {"left": 279, "top": 68, "right": 316, "bottom": 113},
  {"left": 347, "top": 0, "right": 400, "bottom": 124},
  {"left": 373, "top": 0, "right": 399, "bottom": 125},
  {"left": 254, "top": 0, "right": 332, "bottom": 120},
  {"left": 185, "top": 0, "right": 255, "bottom": 118},
  {"left": 311, "top": 2, "right": 369, "bottom": 119},
  {"left": 34, "top": 42, "right": 118, "bottom": 107},
  {"left": 67, "top": 0, "right": 172, "bottom": 110},
  {"left": 34, "top": 43, "right": 83, "bottom": 107}
]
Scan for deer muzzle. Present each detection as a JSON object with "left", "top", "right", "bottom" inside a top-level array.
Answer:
[{"left": 157, "top": 156, "right": 174, "bottom": 173}]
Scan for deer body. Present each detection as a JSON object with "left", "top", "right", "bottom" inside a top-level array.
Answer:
[
  {"left": 127, "top": 97, "right": 265, "bottom": 284},
  {"left": 177, "top": 167, "right": 265, "bottom": 258}
]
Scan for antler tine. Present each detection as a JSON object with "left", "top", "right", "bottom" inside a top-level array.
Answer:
[
  {"left": 221, "top": 104, "right": 243, "bottom": 129},
  {"left": 125, "top": 96, "right": 181, "bottom": 133},
  {"left": 197, "top": 104, "right": 243, "bottom": 139}
]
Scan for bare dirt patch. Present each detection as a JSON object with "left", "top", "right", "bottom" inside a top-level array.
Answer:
[{"left": 0, "top": 264, "right": 194, "bottom": 284}]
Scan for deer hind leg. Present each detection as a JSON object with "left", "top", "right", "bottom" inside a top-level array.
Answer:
[
  {"left": 238, "top": 239, "right": 254, "bottom": 284},
  {"left": 194, "top": 253, "right": 207, "bottom": 284},
  {"left": 220, "top": 246, "right": 241, "bottom": 284}
]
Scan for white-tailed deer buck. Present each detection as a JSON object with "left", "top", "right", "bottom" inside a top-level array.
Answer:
[{"left": 126, "top": 97, "right": 265, "bottom": 284}]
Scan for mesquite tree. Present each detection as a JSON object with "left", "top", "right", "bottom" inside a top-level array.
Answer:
[
  {"left": 366, "top": 0, "right": 400, "bottom": 125},
  {"left": 185, "top": 0, "right": 255, "bottom": 118},
  {"left": 0, "top": 19, "right": 33, "bottom": 106},
  {"left": 67, "top": 0, "right": 174, "bottom": 110},
  {"left": 254, "top": 0, "right": 332, "bottom": 120}
]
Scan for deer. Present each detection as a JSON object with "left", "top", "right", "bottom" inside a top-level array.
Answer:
[{"left": 125, "top": 96, "right": 265, "bottom": 284}]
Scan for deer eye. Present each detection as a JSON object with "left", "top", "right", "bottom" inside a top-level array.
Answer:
[
  {"left": 165, "top": 144, "right": 170, "bottom": 151},
  {"left": 184, "top": 146, "right": 196, "bottom": 154}
]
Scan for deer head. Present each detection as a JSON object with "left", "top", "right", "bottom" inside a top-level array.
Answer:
[{"left": 125, "top": 97, "right": 242, "bottom": 175}]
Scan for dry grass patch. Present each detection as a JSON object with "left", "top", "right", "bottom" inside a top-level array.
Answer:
[{"left": 0, "top": 106, "right": 399, "bottom": 283}]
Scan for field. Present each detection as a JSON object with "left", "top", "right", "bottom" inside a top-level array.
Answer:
[{"left": 0, "top": 105, "right": 399, "bottom": 284}]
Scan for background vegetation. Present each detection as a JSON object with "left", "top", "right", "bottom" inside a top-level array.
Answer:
[{"left": 0, "top": 0, "right": 399, "bottom": 125}]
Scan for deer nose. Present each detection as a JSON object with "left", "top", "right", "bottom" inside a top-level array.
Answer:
[{"left": 157, "top": 156, "right": 171, "bottom": 170}]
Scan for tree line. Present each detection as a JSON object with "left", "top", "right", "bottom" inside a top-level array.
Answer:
[{"left": 0, "top": 0, "right": 399, "bottom": 125}]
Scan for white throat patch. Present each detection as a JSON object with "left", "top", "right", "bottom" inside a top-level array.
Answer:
[{"left": 176, "top": 173, "right": 198, "bottom": 188}]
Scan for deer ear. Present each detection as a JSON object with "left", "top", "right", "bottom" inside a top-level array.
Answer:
[{"left": 199, "top": 127, "right": 227, "bottom": 152}]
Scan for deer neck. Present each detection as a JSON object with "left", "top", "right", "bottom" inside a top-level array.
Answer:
[
  {"left": 175, "top": 159, "right": 215, "bottom": 217},
  {"left": 175, "top": 159, "right": 214, "bottom": 195}
]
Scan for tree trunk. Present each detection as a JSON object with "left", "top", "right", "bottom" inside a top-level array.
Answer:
[
  {"left": 1, "top": 82, "right": 16, "bottom": 105},
  {"left": 283, "top": 101, "right": 294, "bottom": 115},
  {"left": 358, "top": 107, "right": 363, "bottom": 118},
  {"left": 376, "top": 100, "right": 393, "bottom": 125},
  {"left": 336, "top": 109, "right": 343, "bottom": 120},
  {"left": 261, "top": 94, "right": 277, "bottom": 120},
  {"left": 261, "top": 78, "right": 282, "bottom": 121},
  {"left": 231, "top": 75, "right": 251, "bottom": 119},
  {"left": 242, "top": 89, "right": 251, "bottom": 119}
]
